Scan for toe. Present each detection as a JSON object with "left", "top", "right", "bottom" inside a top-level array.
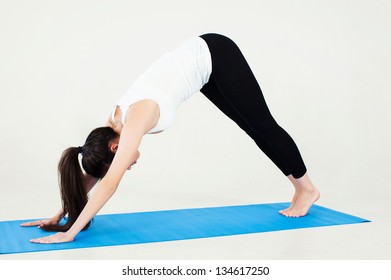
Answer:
[{"left": 279, "top": 210, "right": 288, "bottom": 216}]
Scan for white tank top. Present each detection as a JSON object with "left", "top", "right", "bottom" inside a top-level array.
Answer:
[{"left": 113, "top": 36, "right": 212, "bottom": 133}]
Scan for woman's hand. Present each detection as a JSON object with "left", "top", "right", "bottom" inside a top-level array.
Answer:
[
  {"left": 30, "top": 232, "right": 74, "bottom": 244},
  {"left": 21, "top": 209, "right": 64, "bottom": 229},
  {"left": 20, "top": 217, "right": 60, "bottom": 229}
]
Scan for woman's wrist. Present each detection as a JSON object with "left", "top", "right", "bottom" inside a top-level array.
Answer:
[
  {"left": 53, "top": 211, "right": 64, "bottom": 222},
  {"left": 65, "top": 231, "right": 76, "bottom": 242}
]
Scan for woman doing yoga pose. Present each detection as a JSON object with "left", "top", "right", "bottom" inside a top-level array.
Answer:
[{"left": 22, "top": 33, "right": 320, "bottom": 243}]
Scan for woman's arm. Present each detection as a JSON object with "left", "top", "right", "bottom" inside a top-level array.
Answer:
[{"left": 30, "top": 100, "right": 160, "bottom": 243}]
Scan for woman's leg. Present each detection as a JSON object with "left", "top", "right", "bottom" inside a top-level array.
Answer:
[
  {"left": 200, "top": 33, "right": 319, "bottom": 216},
  {"left": 201, "top": 77, "right": 291, "bottom": 176}
]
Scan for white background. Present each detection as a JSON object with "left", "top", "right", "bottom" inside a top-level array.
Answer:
[{"left": 0, "top": 0, "right": 390, "bottom": 260}]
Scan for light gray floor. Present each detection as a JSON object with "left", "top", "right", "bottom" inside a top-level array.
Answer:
[{"left": 1, "top": 0, "right": 390, "bottom": 260}]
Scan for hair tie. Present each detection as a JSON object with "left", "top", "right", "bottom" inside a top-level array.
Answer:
[{"left": 78, "top": 146, "right": 84, "bottom": 154}]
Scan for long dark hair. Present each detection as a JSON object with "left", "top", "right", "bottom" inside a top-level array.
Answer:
[{"left": 41, "top": 126, "right": 119, "bottom": 232}]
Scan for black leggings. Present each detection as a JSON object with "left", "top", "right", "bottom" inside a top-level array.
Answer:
[{"left": 200, "top": 33, "right": 307, "bottom": 179}]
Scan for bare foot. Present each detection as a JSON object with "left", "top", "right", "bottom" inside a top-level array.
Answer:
[
  {"left": 279, "top": 192, "right": 299, "bottom": 213},
  {"left": 280, "top": 188, "right": 320, "bottom": 217},
  {"left": 279, "top": 173, "right": 320, "bottom": 217}
]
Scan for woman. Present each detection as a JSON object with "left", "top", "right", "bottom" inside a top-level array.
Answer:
[{"left": 22, "top": 33, "right": 320, "bottom": 243}]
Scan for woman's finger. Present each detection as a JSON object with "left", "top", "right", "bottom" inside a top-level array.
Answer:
[
  {"left": 30, "top": 232, "right": 73, "bottom": 244},
  {"left": 30, "top": 236, "right": 52, "bottom": 243},
  {"left": 20, "top": 220, "right": 45, "bottom": 227}
]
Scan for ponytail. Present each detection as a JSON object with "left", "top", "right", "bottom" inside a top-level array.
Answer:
[{"left": 40, "top": 147, "right": 91, "bottom": 232}]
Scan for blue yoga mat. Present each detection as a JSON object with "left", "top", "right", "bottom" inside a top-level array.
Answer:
[{"left": 0, "top": 202, "right": 369, "bottom": 254}]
